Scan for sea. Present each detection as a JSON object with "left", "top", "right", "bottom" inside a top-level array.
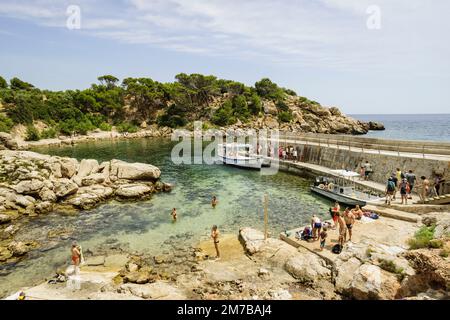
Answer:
[{"left": 350, "top": 114, "right": 450, "bottom": 142}]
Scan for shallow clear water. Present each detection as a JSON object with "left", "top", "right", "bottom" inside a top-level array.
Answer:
[
  {"left": 351, "top": 114, "right": 450, "bottom": 142},
  {"left": 0, "top": 138, "right": 331, "bottom": 296}
]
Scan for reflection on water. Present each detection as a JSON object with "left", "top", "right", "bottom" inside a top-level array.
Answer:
[{"left": 0, "top": 138, "right": 331, "bottom": 296}]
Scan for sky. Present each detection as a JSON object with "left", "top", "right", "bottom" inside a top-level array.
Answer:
[{"left": 0, "top": 0, "right": 449, "bottom": 114}]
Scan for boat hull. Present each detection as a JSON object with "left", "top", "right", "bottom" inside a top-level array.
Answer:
[
  {"left": 217, "top": 156, "right": 262, "bottom": 169},
  {"left": 310, "top": 186, "right": 367, "bottom": 207}
]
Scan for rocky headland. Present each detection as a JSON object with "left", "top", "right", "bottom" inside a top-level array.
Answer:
[{"left": 0, "top": 150, "right": 171, "bottom": 264}]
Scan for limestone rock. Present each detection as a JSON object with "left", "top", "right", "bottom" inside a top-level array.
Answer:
[
  {"left": 285, "top": 253, "right": 331, "bottom": 283},
  {"left": 39, "top": 187, "right": 57, "bottom": 202},
  {"left": 8, "top": 241, "right": 37, "bottom": 256},
  {"left": 111, "top": 160, "right": 161, "bottom": 181},
  {"left": 81, "top": 173, "right": 106, "bottom": 186},
  {"left": 239, "top": 227, "right": 265, "bottom": 255},
  {"left": 35, "top": 201, "right": 53, "bottom": 214},
  {"left": 14, "top": 179, "right": 44, "bottom": 195},
  {"left": 54, "top": 179, "right": 79, "bottom": 198},
  {"left": 77, "top": 159, "right": 99, "bottom": 178},
  {"left": 59, "top": 158, "right": 78, "bottom": 178},
  {"left": 0, "top": 214, "right": 12, "bottom": 224},
  {"left": 115, "top": 184, "right": 153, "bottom": 198}
]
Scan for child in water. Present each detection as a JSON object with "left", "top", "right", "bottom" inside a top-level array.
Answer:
[
  {"left": 171, "top": 208, "right": 177, "bottom": 221},
  {"left": 211, "top": 196, "right": 218, "bottom": 208}
]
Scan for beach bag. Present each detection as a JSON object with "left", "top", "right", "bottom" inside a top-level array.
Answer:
[
  {"left": 332, "top": 244, "right": 342, "bottom": 254},
  {"left": 301, "top": 227, "right": 312, "bottom": 240},
  {"left": 387, "top": 181, "right": 395, "bottom": 191},
  {"left": 369, "top": 213, "right": 379, "bottom": 220}
]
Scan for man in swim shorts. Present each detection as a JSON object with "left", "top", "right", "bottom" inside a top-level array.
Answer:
[{"left": 343, "top": 208, "right": 355, "bottom": 242}]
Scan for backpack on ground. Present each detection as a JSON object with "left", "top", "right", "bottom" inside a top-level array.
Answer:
[{"left": 332, "top": 244, "right": 342, "bottom": 254}]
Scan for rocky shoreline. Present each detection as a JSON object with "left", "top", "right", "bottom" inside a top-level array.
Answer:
[
  {"left": 0, "top": 150, "right": 172, "bottom": 265},
  {"left": 4, "top": 209, "right": 448, "bottom": 300}
]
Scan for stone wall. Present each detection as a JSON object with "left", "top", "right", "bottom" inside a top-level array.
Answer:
[{"left": 294, "top": 144, "right": 450, "bottom": 193}]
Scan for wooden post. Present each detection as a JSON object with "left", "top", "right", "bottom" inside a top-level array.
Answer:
[{"left": 264, "top": 194, "right": 268, "bottom": 240}]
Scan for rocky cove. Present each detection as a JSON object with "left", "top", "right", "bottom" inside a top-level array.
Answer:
[
  {"left": 0, "top": 149, "right": 172, "bottom": 265},
  {"left": 0, "top": 138, "right": 448, "bottom": 300}
]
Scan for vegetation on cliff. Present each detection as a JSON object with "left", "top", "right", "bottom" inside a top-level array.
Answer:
[{"left": 0, "top": 74, "right": 374, "bottom": 140}]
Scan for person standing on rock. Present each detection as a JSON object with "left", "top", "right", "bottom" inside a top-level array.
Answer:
[
  {"left": 211, "top": 225, "right": 220, "bottom": 260},
  {"left": 319, "top": 227, "right": 328, "bottom": 251},
  {"left": 337, "top": 212, "right": 346, "bottom": 246},
  {"left": 343, "top": 208, "right": 355, "bottom": 242},
  {"left": 71, "top": 241, "right": 81, "bottom": 273},
  {"left": 400, "top": 178, "right": 409, "bottom": 205},
  {"left": 311, "top": 215, "right": 322, "bottom": 241}
]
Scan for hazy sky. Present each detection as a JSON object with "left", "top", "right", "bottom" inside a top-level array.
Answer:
[{"left": 0, "top": 0, "right": 449, "bottom": 114}]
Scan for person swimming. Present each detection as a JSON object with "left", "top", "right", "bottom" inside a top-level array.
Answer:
[
  {"left": 171, "top": 208, "right": 177, "bottom": 221},
  {"left": 211, "top": 196, "right": 218, "bottom": 208}
]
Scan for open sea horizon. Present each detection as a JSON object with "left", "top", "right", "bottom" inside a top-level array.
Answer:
[{"left": 350, "top": 114, "right": 450, "bottom": 142}]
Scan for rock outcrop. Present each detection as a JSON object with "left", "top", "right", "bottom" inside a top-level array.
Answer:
[{"left": 0, "top": 150, "right": 171, "bottom": 265}]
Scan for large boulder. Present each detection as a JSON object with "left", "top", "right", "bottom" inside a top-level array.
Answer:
[
  {"left": 66, "top": 185, "right": 113, "bottom": 209},
  {"left": 59, "top": 158, "right": 78, "bottom": 178},
  {"left": 81, "top": 173, "right": 106, "bottom": 186},
  {"left": 14, "top": 179, "right": 44, "bottom": 195},
  {"left": 39, "top": 187, "right": 57, "bottom": 202},
  {"left": 335, "top": 259, "right": 401, "bottom": 300},
  {"left": 403, "top": 249, "right": 450, "bottom": 291},
  {"left": 115, "top": 184, "right": 153, "bottom": 198},
  {"left": 0, "top": 214, "right": 12, "bottom": 224},
  {"left": 8, "top": 241, "right": 37, "bottom": 256},
  {"left": 110, "top": 160, "right": 161, "bottom": 181},
  {"left": 239, "top": 227, "right": 266, "bottom": 255},
  {"left": 285, "top": 252, "right": 331, "bottom": 283},
  {"left": 54, "top": 179, "right": 79, "bottom": 198},
  {"left": 76, "top": 159, "right": 99, "bottom": 178}
]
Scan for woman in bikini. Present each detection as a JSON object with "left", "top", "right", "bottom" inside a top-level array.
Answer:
[
  {"left": 71, "top": 241, "right": 81, "bottom": 267},
  {"left": 211, "top": 225, "right": 220, "bottom": 259}
]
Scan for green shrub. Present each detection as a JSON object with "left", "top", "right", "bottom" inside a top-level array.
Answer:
[
  {"left": 248, "top": 93, "right": 262, "bottom": 115},
  {"left": 211, "top": 100, "right": 236, "bottom": 126},
  {"left": 157, "top": 104, "right": 188, "bottom": 128},
  {"left": 40, "top": 127, "right": 57, "bottom": 139},
  {"left": 117, "top": 122, "right": 138, "bottom": 133},
  {"left": 278, "top": 111, "right": 293, "bottom": 123},
  {"left": 408, "top": 225, "right": 436, "bottom": 249},
  {"left": 25, "top": 125, "right": 40, "bottom": 141},
  {"left": 0, "top": 114, "right": 13, "bottom": 132},
  {"left": 232, "top": 95, "right": 250, "bottom": 122},
  {"left": 99, "top": 122, "right": 112, "bottom": 131}
]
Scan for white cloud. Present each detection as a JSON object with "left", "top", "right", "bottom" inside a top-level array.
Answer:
[{"left": 0, "top": 0, "right": 449, "bottom": 73}]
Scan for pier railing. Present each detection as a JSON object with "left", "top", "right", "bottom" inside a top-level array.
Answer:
[{"left": 278, "top": 132, "right": 450, "bottom": 158}]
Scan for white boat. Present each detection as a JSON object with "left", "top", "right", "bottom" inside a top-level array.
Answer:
[
  {"left": 217, "top": 143, "right": 268, "bottom": 170},
  {"left": 310, "top": 170, "right": 385, "bottom": 206}
]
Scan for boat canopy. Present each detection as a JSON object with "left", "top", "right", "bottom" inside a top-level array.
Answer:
[{"left": 330, "top": 170, "right": 360, "bottom": 178}]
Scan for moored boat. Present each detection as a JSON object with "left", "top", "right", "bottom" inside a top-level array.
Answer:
[
  {"left": 310, "top": 171, "right": 384, "bottom": 207},
  {"left": 217, "top": 143, "right": 269, "bottom": 170}
]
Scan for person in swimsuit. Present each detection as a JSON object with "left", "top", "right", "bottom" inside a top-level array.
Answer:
[
  {"left": 171, "top": 208, "right": 177, "bottom": 221},
  {"left": 418, "top": 176, "right": 430, "bottom": 203},
  {"left": 336, "top": 212, "right": 346, "bottom": 246},
  {"left": 211, "top": 225, "right": 220, "bottom": 259},
  {"left": 399, "top": 178, "right": 409, "bottom": 205},
  {"left": 319, "top": 227, "right": 328, "bottom": 251},
  {"left": 211, "top": 196, "right": 218, "bottom": 208},
  {"left": 343, "top": 208, "right": 355, "bottom": 242},
  {"left": 71, "top": 241, "right": 81, "bottom": 267},
  {"left": 351, "top": 205, "right": 364, "bottom": 219},
  {"left": 311, "top": 215, "right": 322, "bottom": 241}
]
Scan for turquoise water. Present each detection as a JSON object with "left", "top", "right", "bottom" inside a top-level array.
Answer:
[
  {"left": 0, "top": 138, "right": 331, "bottom": 297},
  {"left": 351, "top": 114, "right": 450, "bottom": 142}
]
